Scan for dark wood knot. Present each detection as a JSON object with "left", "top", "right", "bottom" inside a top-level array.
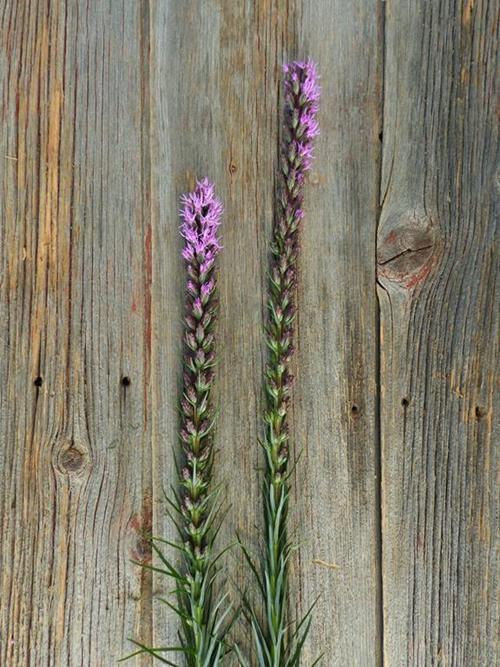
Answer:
[
  {"left": 377, "top": 208, "right": 439, "bottom": 289},
  {"left": 58, "top": 445, "right": 88, "bottom": 474}
]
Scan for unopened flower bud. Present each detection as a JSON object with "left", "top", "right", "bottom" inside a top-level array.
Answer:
[{"left": 193, "top": 298, "right": 203, "bottom": 319}]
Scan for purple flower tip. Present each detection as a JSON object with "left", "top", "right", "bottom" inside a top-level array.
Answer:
[
  {"left": 180, "top": 178, "right": 223, "bottom": 260},
  {"left": 283, "top": 58, "right": 320, "bottom": 171},
  {"left": 283, "top": 58, "right": 321, "bottom": 104}
]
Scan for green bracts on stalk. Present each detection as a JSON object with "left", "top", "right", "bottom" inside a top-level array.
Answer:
[
  {"left": 238, "top": 59, "right": 321, "bottom": 667},
  {"left": 123, "top": 179, "right": 231, "bottom": 666}
]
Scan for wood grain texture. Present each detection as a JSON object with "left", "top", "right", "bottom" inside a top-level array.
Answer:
[
  {"left": 292, "top": 2, "right": 383, "bottom": 664},
  {"left": 378, "top": 1, "right": 499, "bottom": 665},
  {"left": 0, "top": 1, "right": 152, "bottom": 664},
  {"left": 1, "top": 0, "right": 497, "bottom": 665}
]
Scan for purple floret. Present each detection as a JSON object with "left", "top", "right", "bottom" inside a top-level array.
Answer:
[
  {"left": 283, "top": 59, "right": 321, "bottom": 173},
  {"left": 180, "top": 177, "right": 222, "bottom": 262}
]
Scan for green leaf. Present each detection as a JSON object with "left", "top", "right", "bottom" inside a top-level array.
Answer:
[
  {"left": 121, "top": 639, "right": 185, "bottom": 666},
  {"left": 236, "top": 536, "right": 265, "bottom": 598},
  {"left": 233, "top": 644, "right": 250, "bottom": 667}
]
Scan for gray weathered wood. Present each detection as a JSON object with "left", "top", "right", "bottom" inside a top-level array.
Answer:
[
  {"left": 292, "top": 2, "right": 383, "bottom": 664},
  {"left": 0, "top": 1, "right": 152, "bottom": 664},
  {"left": 378, "top": 1, "right": 498, "bottom": 664},
  {"left": 1, "top": 1, "right": 497, "bottom": 665}
]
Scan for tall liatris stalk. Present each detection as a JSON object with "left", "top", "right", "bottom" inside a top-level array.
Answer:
[
  {"left": 125, "top": 179, "right": 230, "bottom": 666},
  {"left": 239, "top": 59, "right": 321, "bottom": 667}
]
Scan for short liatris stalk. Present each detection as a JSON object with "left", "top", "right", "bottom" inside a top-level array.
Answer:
[
  {"left": 125, "top": 179, "right": 231, "bottom": 666},
  {"left": 176, "top": 179, "right": 228, "bottom": 665},
  {"left": 239, "top": 59, "right": 320, "bottom": 667}
]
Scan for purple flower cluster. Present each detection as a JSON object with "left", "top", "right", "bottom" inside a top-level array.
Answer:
[
  {"left": 178, "top": 178, "right": 222, "bottom": 565},
  {"left": 269, "top": 59, "right": 320, "bottom": 383},
  {"left": 283, "top": 59, "right": 320, "bottom": 175},
  {"left": 255, "top": 59, "right": 320, "bottom": 661},
  {"left": 180, "top": 176, "right": 222, "bottom": 264}
]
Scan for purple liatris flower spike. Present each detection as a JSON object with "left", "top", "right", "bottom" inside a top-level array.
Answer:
[
  {"left": 175, "top": 179, "right": 230, "bottom": 664},
  {"left": 241, "top": 60, "right": 321, "bottom": 666},
  {"left": 127, "top": 179, "right": 231, "bottom": 665},
  {"left": 178, "top": 178, "right": 222, "bottom": 551}
]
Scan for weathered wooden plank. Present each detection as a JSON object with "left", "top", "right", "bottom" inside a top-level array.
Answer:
[
  {"left": 0, "top": 1, "right": 152, "bottom": 664},
  {"left": 292, "top": 2, "right": 383, "bottom": 664},
  {"left": 378, "top": 1, "right": 498, "bottom": 664},
  {"left": 150, "top": 1, "right": 382, "bottom": 664}
]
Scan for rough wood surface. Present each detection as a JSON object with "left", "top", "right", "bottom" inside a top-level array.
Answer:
[
  {"left": 378, "top": 1, "right": 498, "bottom": 665},
  {"left": 0, "top": 1, "right": 497, "bottom": 665},
  {"left": 0, "top": 1, "right": 152, "bottom": 664},
  {"left": 292, "top": 2, "right": 383, "bottom": 664}
]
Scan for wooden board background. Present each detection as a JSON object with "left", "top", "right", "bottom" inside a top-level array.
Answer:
[{"left": 0, "top": 1, "right": 497, "bottom": 665}]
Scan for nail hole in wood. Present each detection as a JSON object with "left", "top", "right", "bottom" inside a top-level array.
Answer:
[
  {"left": 401, "top": 397, "right": 409, "bottom": 407},
  {"left": 121, "top": 376, "right": 131, "bottom": 387},
  {"left": 378, "top": 131, "right": 383, "bottom": 142},
  {"left": 351, "top": 403, "right": 360, "bottom": 415},
  {"left": 229, "top": 162, "right": 237, "bottom": 174},
  {"left": 475, "top": 406, "right": 486, "bottom": 420},
  {"left": 34, "top": 376, "right": 43, "bottom": 387}
]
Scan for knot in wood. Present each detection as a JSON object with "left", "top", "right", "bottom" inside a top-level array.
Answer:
[
  {"left": 58, "top": 444, "right": 88, "bottom": 474},
  {"left": 377, "top": 208, "right": 438, "bottom": 289}
]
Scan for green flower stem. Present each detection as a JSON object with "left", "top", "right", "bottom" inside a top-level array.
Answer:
[
  {"left": 241, "top": 59, "right": 320, "bottom": 667},
  {"left": 123, "top": 179, "right": 230, "bottom": 666}
]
